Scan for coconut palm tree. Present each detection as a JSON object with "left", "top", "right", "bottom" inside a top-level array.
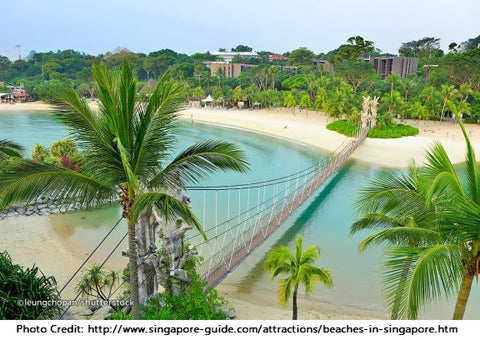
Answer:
[
  {"left": 0, "top": 139, "right": 23, "bottom": 160},
  {"left": 352, "top": 118, "right": 480, "bottom": 319},
  {"left": 351, "top": 166, "right": 447, "bottom": 319},
  {"left": 439, "top": 84, "right": 459, "bottom": 121},
  {"left": 264, "top": 236, "right": 332, "bottom": 320},
  {"left": 0, "top": 61, "right": 249, "bottom": 319}
]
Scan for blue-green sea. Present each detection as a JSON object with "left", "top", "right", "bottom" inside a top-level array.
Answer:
[{"left": 1, "top": 110, "right": 479, "bottom": 319}]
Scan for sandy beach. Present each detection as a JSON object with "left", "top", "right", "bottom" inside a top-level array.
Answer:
[
  {"left": 0, "top": 101, "right": 56, "bottom": 111},
  {"left": 1, "top": 102, "right": 477, "bottom": 319},
  {"left": 180, "top": 107, "right": 480, "bottom": 168}
]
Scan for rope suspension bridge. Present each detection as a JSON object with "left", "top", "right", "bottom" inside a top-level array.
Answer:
[
  {"left": 187, "top": 111, "right": 373, "bottom": 285},
  {"left": 51, "top": 98, "right": 377, "bottom": 317}
]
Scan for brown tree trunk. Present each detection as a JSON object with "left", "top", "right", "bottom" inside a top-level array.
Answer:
[
  {"left": 292, "top": 284, "right": 298, "bottom": 320},
  {"left": 453, "top": 271, "right": 473, "bottom": 320},
  {"left": 128, "top": 221, "right": 141, "bottom": 319}
]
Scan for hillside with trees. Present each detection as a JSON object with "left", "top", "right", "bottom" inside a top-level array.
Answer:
[{"left": 1, "top": 37, "right": 479, "bottom": 136}]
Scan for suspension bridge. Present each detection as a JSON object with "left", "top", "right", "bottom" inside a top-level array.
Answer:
[
  {"left": 187, "top": 119, "right": 371, "bottom": 286},
  {"left": 50, "top": 99, "right": 377, "bottom": 318}
]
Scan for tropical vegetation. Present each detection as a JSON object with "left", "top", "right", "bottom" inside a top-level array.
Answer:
[
  {"left": 0, "top": 60, "right": 249, "bottom": 319},
  {"left": 327, "top": 120, "right": 419, "bottom": 138},
  {"left": 1, "top": 36, "right": 479, "bottom": 134},
  {"left": 264, "top": 236, "right": 333, "bottom": 320},
  {"left": 0, "top": 251, "right": 61, "bottom": 319},
  {"left": 0, "top": 139, "right": 23, "bottom": 160},
  {"left": 352, "top": 117, "right": 480, "bottom": 319},
  {"left": 75, "top": 264, "right": 126, "bottom": 310}
]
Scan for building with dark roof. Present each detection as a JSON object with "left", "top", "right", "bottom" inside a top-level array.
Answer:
[{"left": 368, "top": 57, "right": 418, "bottom": 78}]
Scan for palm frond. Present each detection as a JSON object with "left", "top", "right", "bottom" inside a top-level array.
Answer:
[
  {"left": 358, "top": 227, "right": 443, "bottom": 251},
  {"left": 132, "top": 73, "right": 185, "bottom": 179},
  {"left": 264, "top": 245, "right": 295, "bottom": 276},
  {"left": 301, "top": 266, "right": 333, "bottom": 294},
  {"left": 130, "top": 191, "right": 205, "bottom": 239},
  {"left": 150, "top": 140, "right": 250, "bottom": 188},
  {"left": 0, "top": 160, "right": 114, "bottom": 210},
  {"left": 422, "top": 142, "right": 465, "bottom": 202},
  {"left": 383, "top": 245, "right": 463, "bottom": 319},
  {"left": 300, "top": 244, "right": 320, "bottom": 265},
  {"left": 455, "top": 116, "right": 479, "bottom": 204},
  {"left": 278, "top": 277, "right": 293, "bottom": 306},
  {"left": 0, "top": 139, "right": 24, "bottom": 159}
]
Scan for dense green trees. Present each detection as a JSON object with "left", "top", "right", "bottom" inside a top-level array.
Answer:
[
  {"left": 399, "top": 37, "right": 444, "bottom": 59},
  {"left": 1, "top": 35, "right": 479, "bottom": 127}
]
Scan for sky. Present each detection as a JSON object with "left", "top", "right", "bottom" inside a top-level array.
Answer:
[{"left": 1, "top": 0, "right": 478, "bottom": 60}]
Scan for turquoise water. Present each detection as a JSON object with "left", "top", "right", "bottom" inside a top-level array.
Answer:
[{"left": 1, "top": 110, "right": 479, "bottom": 319}]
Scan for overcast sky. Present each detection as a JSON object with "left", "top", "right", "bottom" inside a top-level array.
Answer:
[{"left": 2, "top": 0, "right": 478, "bottom": 60}]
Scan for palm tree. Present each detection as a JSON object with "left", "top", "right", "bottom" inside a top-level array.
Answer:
[
  {"left": 0, "top": 61, "right": 249, "bottom": 319},
  {"left": 352, "top": 118, "right": 480, "bottom": 319},
  {"left": 264, "top": 236, "right": 332, "bottom": 320},
  {"left": 439, "top": 84, "right": 459, "bottom": 121},
  {"left": 0, "top": 139, "right": 23, "bottom": 160}
]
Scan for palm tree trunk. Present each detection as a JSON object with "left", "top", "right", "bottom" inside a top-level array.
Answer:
[
  {"left": 453, "top": 271, "right": 473, "bottom": 320},
  {"left": 440, "top": 99, "right": 447, "bottom": 121},
  {"left": 128, "top": 221, "right": 141, "bottom": 319},
  {"left": 292, "top": 284, "right": 298, "bottom": 320}
]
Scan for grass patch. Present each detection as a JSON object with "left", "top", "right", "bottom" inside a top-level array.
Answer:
[
  {"left": 326, "top": 120, "right": 358, "bottom": 137},
  {"left": 327, "top": 120, "right": 419, "bottom": 138}
]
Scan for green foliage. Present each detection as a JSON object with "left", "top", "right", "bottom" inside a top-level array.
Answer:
[
  {"left": 334, "top": 60, "right": 376, "bottom": 91},
  {"left": 75, "top": 264, "right": 126, "bottom": 309},
  {"left": 351, "top": 120, "right": 480, "bottom": 319},
  {"left": 107, "top": 310, "right": 133, "bottom": 320},
  {"left": 399, "top": 37, "right": 443, "bottom": 60},
  {"left": 460, "top": 35, "right": 480, "bottom": 51},
  {"left": 337, "top": 36, "right": 375, "bottom": 59},
  {"left": 264, "top": 236, "right": 332, "bottom": 320},
  {"left": 326, "top": 120, "right": 358, "bottom": 137},
  {"left": 31, "top": 138, "right": 82, "bottom": 169},
  {"left": 0, "top": 251, "right": 61, "bottom": 319},
  {"left": 367, "top": 124, "right": 419, "bottom": 138},
  {"left": 283, "top": 92, "right": 297, "bottom": 109},
  {"left": 141, "top": 272, "right": 231, "bottom": 320},
  {"left": 327, "top": 120, "right": 418, "bottom": 138},
  {"left": 0, "top": 139, "right": 24, "bottom": 160},
  {"left": 0, "top": 61, "right": 250, "bottom": 318},
  {"left": 231, "top": 45, "right": 253, "bottom": 52},
  {"left": 289, "top": 47, "right": 315, "bottom": 66}
]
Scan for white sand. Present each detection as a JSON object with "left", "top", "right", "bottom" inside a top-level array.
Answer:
[
  {"left": 217, "top": 283, "right": 386, "bottom": 320},
  {"left": 0, "top": 101, "right": 56, "bottom": 111},
  {"left": 179, "top": 107, "right": 480, "bottom": 168}
]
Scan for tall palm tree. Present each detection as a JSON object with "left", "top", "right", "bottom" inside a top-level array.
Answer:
[
  {"left": 352, "top": 118, "right": 480, "bottom": 319},
  {"left": 439, "top": 84, "right": 459, "bottom": 121},
  {"left": 0, "top": 61, "right": 249, "bottom": 319},
  {"left": 0, "top": 139, "right": 23, "bottom": 160},
  {"left": 264, "top": 236, "right": 332, "bottom": 320}
]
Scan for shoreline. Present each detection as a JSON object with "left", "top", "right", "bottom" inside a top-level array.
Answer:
[
  {"left": 3, "top": 101, "right": 477, "bottom": 168},
  {"left": 0, "top": 101, "right": 56, "bottom": 111},
  {"left": 179, "top": 107, "right": 480, "bottom": 168},
  {"left": 217, "top": 283, "right": 387, "bottom": 320}
]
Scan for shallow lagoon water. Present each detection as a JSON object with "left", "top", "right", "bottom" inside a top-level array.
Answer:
[{"left": 1, "top": 110, "right": 478, "bottom": 319}]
